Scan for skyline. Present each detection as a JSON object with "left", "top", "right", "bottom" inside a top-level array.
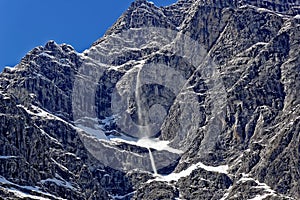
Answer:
[{"left": 0, "top": 0, "right": 177, "bottom": 71}]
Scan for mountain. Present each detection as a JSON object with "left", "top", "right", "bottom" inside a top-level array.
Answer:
[{"left": 0, "top": 0, "right": 300, "bottom": 199}]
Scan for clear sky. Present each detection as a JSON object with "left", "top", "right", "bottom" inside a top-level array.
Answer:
[{"left": 0, "top": 0, "right": 177, "bottom": 71}]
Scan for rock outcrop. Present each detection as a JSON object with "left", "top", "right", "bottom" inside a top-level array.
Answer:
[{"left": 0, "top": 0, "right": 299, "bottom": 199}]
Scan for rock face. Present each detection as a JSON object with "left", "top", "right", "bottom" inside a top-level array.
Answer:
[{"left": 0, "top": 0, "right": 299, "bottom": 199}]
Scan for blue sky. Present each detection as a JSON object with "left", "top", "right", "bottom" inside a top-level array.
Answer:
[{"left": 0, "top": 0, "right": 177, "bottom": 71}]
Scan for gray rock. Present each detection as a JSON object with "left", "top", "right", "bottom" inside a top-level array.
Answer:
[{"left": 0, "top": 0, "right": 299, "bottom": 199}]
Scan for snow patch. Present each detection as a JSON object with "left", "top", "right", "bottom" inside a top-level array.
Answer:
[
  {"left": 51, "top": 159, "right": 72, "bottom": 174},
  {"left": 38, "top": 128, "right": 61, "bottom": 144},
  {"left": 17, "top": 105, "right": 74, "bottom": 127},
  {"left": 0, "top": 176, "right": 65, "bottom": 200},
  {"left": 0, "top": 156, "right": 18, "bottom": 159},
  {"left": 2, "top": 187, "right": 51, "bottom": 200},
  {"left": 150, "top": 162, "right": 228, "bottom": 182},
  {"left": 74, "top": 116, "right": 118, "bottom": 141},
  {"left": 220, "top": 185, "right": 233, "bottom": 200},
  {"left": 294, "top": 14, "right": 300, "bottom": 19},
  {"left": 41, "top": 178, "right": 76, "bottom": 190},
  {"left": 196, "top": 162, "right": 229, "bottom": 174},
  {"left": 248, "top": 193, "right": 274, "bottom": 200},
  {"left": 238, "top": 174, "right": 277, "bottom": 199},
  {"left": 75, "top": 116, "right": 115, "bottom": 131},
  {"left": 100, "top": 115, "right": 116, "bottom": 128},
  {"left": 38, "top": 52, "right": 55, "bottom": 59},
  {"left": 257, "top": 8, "right": 273, "bottom": 13},
  {"left": 107, "top": 131, "right": 137, "bottom": 142},
  {"left": 18, "top": 105, "right": 55, "bottom": 120},
  {"left": 0, "top": 176, "right": 13, "bottom": 184},
  {"left": 76, "top": 124, "right": 107, "bottom": 140},
  {"left": 110, "top": 137, "right": 183, "bottom": 154},
  {"left": 4, "top": 66, "right": 16, "bottom": 72},
  {"left": 109, "top": 191, "right": 135, "bottom": 200}
]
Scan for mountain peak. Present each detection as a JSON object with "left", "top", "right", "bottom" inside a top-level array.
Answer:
[
  {"left": 92, "top": 0, "right": 179, "bottom": 46},
  {"left": 133, "top": 0, "right": 148, "bottom": 5}
]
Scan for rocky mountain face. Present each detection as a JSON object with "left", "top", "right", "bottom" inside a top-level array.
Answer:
[{"left": 0, "top": 0, "right": 299, "bottom": 199}]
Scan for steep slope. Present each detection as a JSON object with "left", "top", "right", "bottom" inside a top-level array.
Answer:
[{"left": 0, "top": 0, "right": 299, "bottom": 199}]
